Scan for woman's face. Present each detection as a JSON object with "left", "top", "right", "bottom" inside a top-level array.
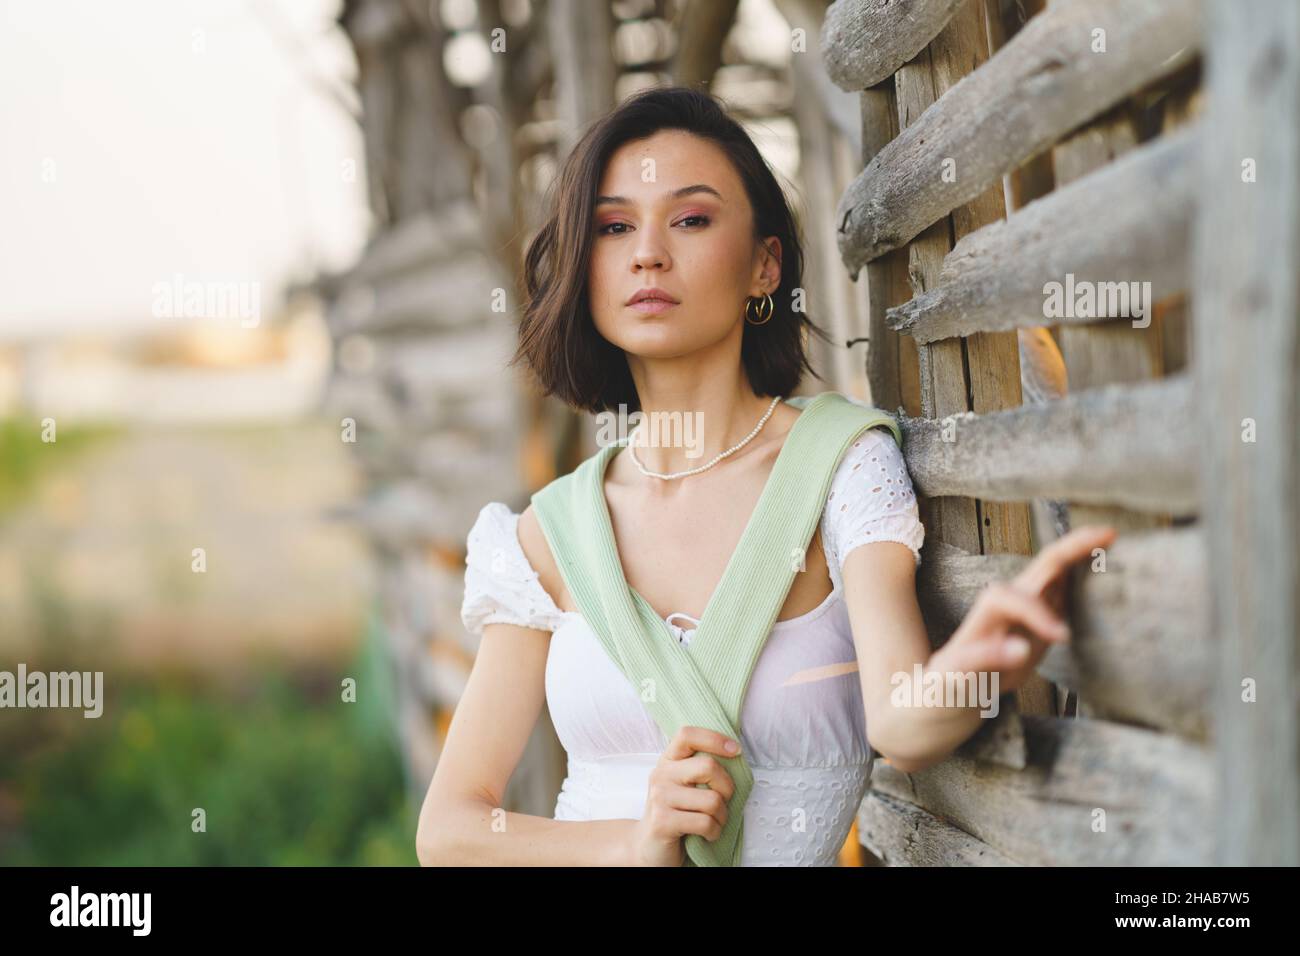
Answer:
[{"left": 587, "top": 129, "right": 781, "bottom": 359}]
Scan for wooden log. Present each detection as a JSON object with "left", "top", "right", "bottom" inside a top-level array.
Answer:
[
  {"left": 887, "top": 125, "right": 1199, "bottom": 343},
  {"left": 900, "top": 375, "right": 1197, "bottom": 513},
  {"left": 379, "top": 325, "right": 525, "bottom": 405},
  {"left": 1037, "top": 526, "right": 1210, "bottom": 739},
  {"left": 857, "top": 790, "right": 1020, "bottom": 865},
  {"left": 915, "top": 528, "right": 1210, "bottom": 738},
  {"left": 1049, "top": 86, "right": 1170, "bottom": 556},
  {"left": 836, "top": 0, "right": 1202, "bottom": 275},
  {"left": 870, "top": 714, "right": 1216, "bottom": 864},
  {"left": 327, "top": 251, "right": 506, "bottom": 336},
  {"left": 951, "top": 707, "right": 1027, "bottom": 769},
  {"left": 821, "top": 0, "right": 967, "bottom": 90},
  {"left": 672, "top": 0, "right": 740, "bottom": 90},
  {"left": 548, "top": 0, "right": 616, "bottom": 155},
  {"left": 1194, "top": 0, "right": 1300, "bottom": 866}
]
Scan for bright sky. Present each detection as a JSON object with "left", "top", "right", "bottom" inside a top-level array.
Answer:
[{"left": 0, "top": 0, "right": 370, "bottom": 342}]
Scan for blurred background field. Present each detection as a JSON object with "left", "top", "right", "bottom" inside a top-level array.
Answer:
[
  {"left": 0, "top": 0, "right": 429, "bottom": 865},
  {"left": 0, "top": 414, "right": 414, "bottom": 865}
]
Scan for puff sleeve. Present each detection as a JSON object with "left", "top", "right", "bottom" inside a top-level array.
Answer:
[
  {"left": 823, "top": 426, "right": 925, "bottom": 573},
  {"left": 460, "top": 502, "right": 566, "bottom": 637}
]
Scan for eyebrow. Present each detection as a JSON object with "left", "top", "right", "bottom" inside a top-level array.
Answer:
[{"left": 594, "top": 184, "right": 724, "bottom": 207}]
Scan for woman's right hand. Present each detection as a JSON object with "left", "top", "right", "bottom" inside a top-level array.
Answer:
[{"left": 625, "top": 725, "right": 740, "bottom": 866}]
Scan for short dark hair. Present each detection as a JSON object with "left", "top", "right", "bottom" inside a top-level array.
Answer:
[{"left": 510, "top": 85, "right": 830, "bottom": 415}]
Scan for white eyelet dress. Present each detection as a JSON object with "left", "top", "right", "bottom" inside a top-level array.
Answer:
[{"left": 461, "top": 426, "right": 924, "bottom": 866}]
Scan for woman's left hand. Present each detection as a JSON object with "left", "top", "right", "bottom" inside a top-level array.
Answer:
[{"left": 929, "top": 525, "right": 1118, "bottom": 696}]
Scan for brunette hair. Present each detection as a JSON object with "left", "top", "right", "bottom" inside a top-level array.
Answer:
[{"left": 509, "top": 85, "right": 830, "bottom": 414}]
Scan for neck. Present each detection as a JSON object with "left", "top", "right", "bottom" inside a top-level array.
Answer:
[{"left": 627, "top": 377, "right": 780, "bottom": 476}]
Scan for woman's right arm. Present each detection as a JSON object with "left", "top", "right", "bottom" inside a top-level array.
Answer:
[{"left": 415, "top": 617, "right": 639, "bottom": 866}]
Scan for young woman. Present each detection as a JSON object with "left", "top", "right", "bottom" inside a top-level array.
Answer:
[{"left": 416, "top": 86, "right": 1115, "bottom": 867}]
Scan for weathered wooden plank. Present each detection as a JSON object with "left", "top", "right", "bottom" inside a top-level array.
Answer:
[
  {"left": 890, "top": 7, "right": 985, "bottom": 562},
  {"left": 900, "top": 375, "right": 1197, "bottom": 513},
  {"left": 1154, "top": 77, "right": 1202, "bottom": 377},
  {"left": 887, "top": 0, "right": 1044, "bottom": 713},
  {"left": 915, "top": 528, "right": 1210, "bottom": 738},
  {"left": 1194, "top": 0, "right": 1300, "bottom": 866},
  {"left": 836, "top": 0, "right": 1202, "bottom": 275},
  {"left": 821, "top": 0, "right": 967, "bottom": 90},
  {"left": 859, "top": 83, "right": 916, "bottom": 416},
  {"left": 857, "top": 790, "right": 1020, "bottom": 865},
  {"left": 870, "top": 714, "right": 1216, "bottom": 864},
  {"left": 887, "top": 125, "right": 1199, "bottom": 343}
]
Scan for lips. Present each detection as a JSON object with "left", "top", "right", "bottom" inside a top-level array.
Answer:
[
  {"left": 626, "top": 289, "right": 680, "bottom": 315},
  {"left": 626, "top": 288, "right": 680, "bottom": 306}
]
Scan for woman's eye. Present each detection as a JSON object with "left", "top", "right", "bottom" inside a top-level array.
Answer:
[
  {"left": 677, "top": 214, "right": 710, "bottom": 228},
  {"left": 597, "top": 222, "right": 630, "bottom": 236}
]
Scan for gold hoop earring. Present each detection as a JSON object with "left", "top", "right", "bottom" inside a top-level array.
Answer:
[{"left": 744, "top": 293, "right": 774, "bottom": 326}]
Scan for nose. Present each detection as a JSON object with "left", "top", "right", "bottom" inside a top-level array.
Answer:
[{"left": 631, "top": 227, "right": 670, "bottom": 272}]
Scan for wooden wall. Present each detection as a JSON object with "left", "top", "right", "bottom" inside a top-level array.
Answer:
[{"left": 824, "top": 0, "right": 1297, "bottom": 865}]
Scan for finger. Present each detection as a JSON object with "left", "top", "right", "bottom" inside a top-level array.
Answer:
[
  {"left": 664, "top": 807, "right": 725, "bottom": 843},
  {"left": 664, "top": 725, "right": 742, "bottom": 762},
  {"left": 675, "top": 753, "right": 736, "bottom": 802},
  {"left": 664, "top": 781, "right": 730, "bottom": 829},
  {"left": 972, "top": 582, "right": 1071, "bottom": 644},
  {"left": 1016, "top": 525, "right": 1117, "bottom": 596},
  {"left": 942, "top": 633, "right": 1025, "bottom": 675}
]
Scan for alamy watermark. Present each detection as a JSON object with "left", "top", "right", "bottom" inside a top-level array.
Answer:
[
  {"left": 891, "top": 664, "right": 1000, "bottom": 718},
  {"left": 594, "top": 403, "right": 704, "bottom": 458},
  {"left": 1, "top": 664, "right": 103, "bottom": 718},
  {"left": 50, "top": 885, "right": 150, "bottom": 935},
  {"left": 151, "top": 273, "right": 262, "bottom": 327},
  {"left": 1043, "top": 273, "right": 1152, "bottom": 328}
]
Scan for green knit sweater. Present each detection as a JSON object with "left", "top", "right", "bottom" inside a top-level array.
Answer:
[{"left": 531, "top": 391, "right": 903, "bottom": 866}]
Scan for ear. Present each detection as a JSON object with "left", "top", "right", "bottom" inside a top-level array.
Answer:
[{"left": 753, "top": 236, "right": 782, "bottom": 295}]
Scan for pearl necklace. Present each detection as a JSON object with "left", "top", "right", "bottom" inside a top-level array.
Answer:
[{"left": 626, "top": 395, "right": 783, "bottom": 480}]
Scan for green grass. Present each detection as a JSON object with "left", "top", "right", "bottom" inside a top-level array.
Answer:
[
  {"left": 0, "top": 416, "right": 123, "bottom": 519},
  {"left": 0, "top": 611, "right": 418, "bottom": 866}
]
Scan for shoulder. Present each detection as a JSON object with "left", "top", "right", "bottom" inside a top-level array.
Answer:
[
  {"left": 516, "top": 504, "right": 570, "bottom": 611},
  {"left": 460, "top": 502, "right": 565, "bottom": 637},
  {"left": 822, "top": 426, "right": 924, "bottom": 569}
]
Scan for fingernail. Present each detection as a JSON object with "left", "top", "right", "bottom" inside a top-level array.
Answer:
[{"left": 725, "top": 740, "right": 740, "bottom": 754}]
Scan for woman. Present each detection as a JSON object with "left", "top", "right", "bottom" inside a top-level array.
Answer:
[{"left": 416, "top": 86, "right": 1114, "bottom": 866}]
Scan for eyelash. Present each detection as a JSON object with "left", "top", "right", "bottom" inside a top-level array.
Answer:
[{"left": 597, "top": 214, "right": 711, "bottom": 236}]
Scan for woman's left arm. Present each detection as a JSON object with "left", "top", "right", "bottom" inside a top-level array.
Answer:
[{"left": 843, "top": 525, "right": 1117, "bottom": 774}]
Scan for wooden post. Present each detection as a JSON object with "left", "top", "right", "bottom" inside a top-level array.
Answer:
[
  {"left": 892, "top": 0, "right": 1046, "bottom": 715},
  {"left": 1195, "top": 0, "right": 1300, "bottom": 866}
]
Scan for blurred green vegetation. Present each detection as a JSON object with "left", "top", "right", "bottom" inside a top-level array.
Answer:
[
  {"left": 0, "top": 416, "right": 124, "bottom": 519},
  {"left": 0, "top": 609, "right": 418, "bottom": 866}
]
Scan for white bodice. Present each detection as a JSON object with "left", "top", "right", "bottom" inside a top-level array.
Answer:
[{"left": 461, "top": 424, "right": 924, "bottom": 865}]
